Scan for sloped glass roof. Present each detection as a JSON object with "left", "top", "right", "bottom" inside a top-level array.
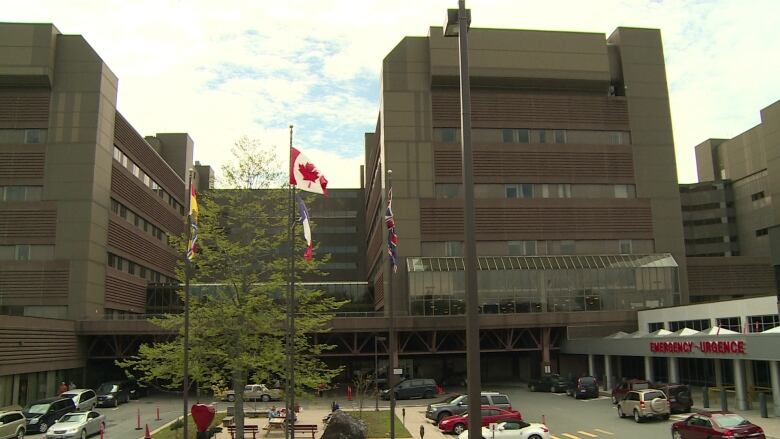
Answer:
[{"left": 407, "top": 253, "right": 678, "bottom": 272}]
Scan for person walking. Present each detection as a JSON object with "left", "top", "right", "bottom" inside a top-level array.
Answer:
[
  {"left": 420, "top": 424, "right": 425, "bottom": 439},
  {"left": 57, "top": 382, "right": 68, "bottom": 395}
]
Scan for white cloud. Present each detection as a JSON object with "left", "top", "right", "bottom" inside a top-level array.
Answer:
[{"left": 4, "top": 0, "right": 780, "bottom": 186}]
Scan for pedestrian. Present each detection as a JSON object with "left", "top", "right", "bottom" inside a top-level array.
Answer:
[
  {"left": 57, "top": 382, "right": 68, "bottom": 395},
  {"left": 69, "top": 381, "right": 77, "bottom": 390},
  {"left": 420, "top": 424, "right": 425, "bottom": 439},
  {"left": 402, "top": 407, "right": 406, "bottom": 424},
  {"left": 269, "top": 405, "right": 277, "bottom": 419}
]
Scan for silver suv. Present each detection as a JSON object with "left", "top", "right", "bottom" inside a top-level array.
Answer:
[
  {"left": 426, "top": 392, "right": 512, "bottom": 424},
  {"left": 0, "top": 410, "right": 26, "bottom": 439},
  {"left": 617, "top": 389, "right": 670, "bottom": 423}
]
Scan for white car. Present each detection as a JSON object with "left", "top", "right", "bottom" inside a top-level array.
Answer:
[
  {"left": 457, "top": 420, "right": 551, "bottom": 439},
  {"left": 45, "top": 411, "right": 105, "bottom": 439}
]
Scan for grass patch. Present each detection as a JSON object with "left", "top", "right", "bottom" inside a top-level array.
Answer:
[
  {"left": 346, "top": 410, "right": 411, "bottom": 438},
  {"left": 153, "top": 413, "right": 226, "bottom": 439}
]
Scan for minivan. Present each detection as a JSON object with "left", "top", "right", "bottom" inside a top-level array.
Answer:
[
  {"left": 61, "top": 388, "right": 97, "bottom": 411},
  {"left": 381, "top": 378, "right": 437, "bottom": 400},
  {"left": 566, "top": 376, "right": 599, "bottom": 399},
  {"left": 0, "top": 410, "right": 26, "bottom": 439},
  {"left": 426, "top": 392, "right": 512, "bottom": 423},
  {"left": 22, "top": 396, "right": 76, "bottom": 434}
]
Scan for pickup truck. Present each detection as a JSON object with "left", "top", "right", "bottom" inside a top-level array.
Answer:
[{"left": 222, "top": 384, "right": 283, "bottom": 402}]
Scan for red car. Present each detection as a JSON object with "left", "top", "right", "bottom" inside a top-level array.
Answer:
[
  {"left": 671, "top": 411, "right": 765, "bottom": 439},
  {"left": 438, "top": 405, "right": 523, "bottom": 435},
  {"left": 611, "top": 379, "right": 651, "bottom": 404}
]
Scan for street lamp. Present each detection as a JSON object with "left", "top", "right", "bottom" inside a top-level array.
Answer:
[
  {"left": 444, "top": 3, "right": 481, "bottom": 439},
  {"left": 375, "top": 335, "right": 387, "bottom": 411}
]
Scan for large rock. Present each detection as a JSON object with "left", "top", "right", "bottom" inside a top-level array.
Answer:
[{"left": 321, "top": 411, "right": 368, "bottom": 439}]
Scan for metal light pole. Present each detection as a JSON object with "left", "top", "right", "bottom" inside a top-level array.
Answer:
[
  {"left": 444, "top": 3, "right": 481, "bottom": 439},
  {"left": 375, "top": 335, "right": 386, "bottom": 411}
]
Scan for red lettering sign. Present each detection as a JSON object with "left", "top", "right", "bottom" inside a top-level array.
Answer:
[{"left": 649, "top": 340, "right": 746, "bottom": 355}]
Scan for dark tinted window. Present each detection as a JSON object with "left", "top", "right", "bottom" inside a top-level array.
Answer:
[
  {"left": 491, "top": 395, "right": 509, "bottom": 405},
  {"left": 643, "top": 391, "right": 666, "bottom": 400},
  {"left": 84, "top": 390, "right": 96, "bottom": 399},
  {"left": 480, "top": 396, "right": 489, "bottom": 404},
  {"left": 579, "top": 377, "right": 597, "bottom": 385}
]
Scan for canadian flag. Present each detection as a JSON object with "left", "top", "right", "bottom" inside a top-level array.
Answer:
[{"left": 290, "top": 147, "right": 328, "bottom": 196}]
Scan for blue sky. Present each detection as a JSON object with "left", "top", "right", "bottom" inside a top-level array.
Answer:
[{"left": 4, "top": 0, "right": 780, "bottom": 187}]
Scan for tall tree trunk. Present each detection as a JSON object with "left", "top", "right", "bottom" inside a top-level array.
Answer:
[{"left": 234, "top": 368, "right": 246, "bottom": 439}]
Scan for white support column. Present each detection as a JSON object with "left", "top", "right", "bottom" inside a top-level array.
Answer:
[
  {"left": 588, "top": 354, "right": 596, "bottom": 377},
  {"left": 769, "top": 360, "right": 780, "bottom": 417},
  {"left": 668, "top": 357, "right": 679, "bottom": 383},
  {"left": 734, "top": 359, "right": 749, "bottom": 410},
  {"left": 714, "top": 359, "right": 723, "bottom": 388},
  {"left": 644, "top": 356, "right": 654, "bottom": 383},
  {"left": 604, "top": 355, "right": 614, "bottom": 391}
]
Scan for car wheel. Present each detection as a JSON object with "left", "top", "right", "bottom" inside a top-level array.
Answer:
[
  {"left": 530, "top": 384, "right": 536, "bottom": 392},
  {"left": 617, "top": 405, "right": 625, "bottom": 418},
  {"left": 662, "top": 414, "right": 670, "bottom": 420},
  {"left": 528, "top": 435, "right": 542, "bottom": 439},
  {"left": 81, "top": 429, "right": 87, "bottom": 439},
  {"left": 227, "top": 394, "right": 236, "bottom": 402},
  {"left": 437, "top": 412, "right": 451, "bottom": 424},
  {"left": 453, "top": 423, "right": 466, "bottom": 434},
  {"left": 633, "top": 410, "right": 642, "bottom": 423},
  {"left": 261, "top": 395, "right": 271, "bottom": 402},
  {"left": 672, "top": 429, "right": 682, "bottom": 439},
  {"left": 39, "top": 422, "right": 49, "bottom": 433},
  {"left": 16, "top": 428, "right": 24, "bottom": 439},
  {"left": 424, "top": 390, "right": 433, "bottom": 399}
]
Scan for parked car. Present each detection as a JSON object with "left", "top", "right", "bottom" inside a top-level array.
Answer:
[
  {"left": 671, "top": 411, "right": 765, "bottom": 439},
  {"left": 565, "top": 376, "right": 599, "bottom": 399},
  {"left": 23, "top": 396, "right": 77, "bottom": 434},
  {"left": 457, "top": 420, "right": 551, "bottom": 439},
  {"left": 611, "top": 379, "right": 651, "bottom": 404},
  {"left": 95, "top": 381, "right": 131, "bottom": 407},
  {"left": 439, "top": 405, "right": 523, "bottom": 434},
  {"left": 45, "top": 410, "right": 105, "bottom": 439},
  {"left": 426, "top": 392, "right": 512, "bottom": 424},
  {"left": 617, "top": 389, "right": 670, "bottom": 423},
  {"left": 222, "top": 384, "right": 283, "bottom": 402},
  {"left": 528, "top": 375, "right": 568, "bottom": 393},
  {"left": 60, "top": 388, "right": 97, "bottom": 411},
  {"left": 127, "top": 381, "right": 148, "bottom": 400},
  {"left": 381, "top": 378, "right": 437, "bottom": 400},
  {"left": 0, "top": 410, "right": 26, "bottom": 439},
  {"left": 653, "top": 383, "right": 693, "bottom": 413}
]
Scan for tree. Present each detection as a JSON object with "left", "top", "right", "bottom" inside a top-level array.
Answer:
[{"left": 118, "top": 137, "right": 346, "bottom": 438}]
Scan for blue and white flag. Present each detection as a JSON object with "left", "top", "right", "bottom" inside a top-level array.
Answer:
[{"left": 296, "top": 196, "right": 313, "bottom": 261}]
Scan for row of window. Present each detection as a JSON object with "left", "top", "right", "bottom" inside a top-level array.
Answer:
[
  {"left": 0, "top": 186, "right": 43, "bottom": 202},
  {"left": 110, "top": 199, "right": 169, "bottom": 244},
  {"left": 681, "top": 202, "right": 732, "bottom": 212},
  {"left": 433, "top": 128, "right": 630, "bottom": 145},
  {"left": 320, "top": 262, "right": 357, "bottom": 270},
  {"left": 436, "top": 183, "right": 636, "bottom": 200},
  {"left": 0, "top": 244, "right": 55, "bottom": 261},
  {"left": 421, "top": 239, "right": 651, "bottom": 257},
  {"left": 0, "top": 129, "right": 47, "bottom": 144},
  {"left": 107, "top": 253, "right": 177, "bottom": 284},
  {"left": 683, "top": 217, "right": 732, "bottom": 227},
  {"left": 684, "top": 236, "right": 736, "bottom": 245},
  {"left": 648, "top": 314, "right": 780, "bottom": 333},
  {"left": 317, "top": 245, "right": 358, "bottom": 254},
  {"left": 112, "top": 146, "right": 185, "bottom": 215}
]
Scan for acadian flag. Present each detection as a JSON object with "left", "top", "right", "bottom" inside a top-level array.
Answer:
[
  {"left": 296, "top": 196, "right": 313, "bottom": 261},
  {"left": 290, "top": 147, "right": 328, "bottom": 197},
  {"left": 186, "top": 185, "right": 200, "bottom": 261},
  {"left": 385, "top": 188, "right": 398, "bottom": 273}
]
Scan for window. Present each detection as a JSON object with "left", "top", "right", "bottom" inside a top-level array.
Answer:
[
  {"left": 434, "top": 128, "right": 459, "bottom": 142},
  {"left": 608, "top": 132, "right": 623, "bottom": 144},
  {"left": 716, "top": 317, "right": 741, "bottom": 333},
  {"left": 668, "top": 319, "right": 710, "bottom": 331},
  {"left": 553, "top": 130, "right": 566, "bottom": 144},
  {"left": 15, "top": 245, "right": 30, "bottom": 261},
  {"left": 500, "top": 129, "right": 530, "bottom": 143},
  {"left": 747, "top": 314, "right": 779, "bottom": 333},
  {"left": 24, "top": 129, "right": 46, "bottom": 144},
  {"left": 444, "top": 241, "right": 463, "bottom": 256},
  {"left": 619, "top": 240, "right": 632, "bottom": 254},
  {"left": 648, "top": 322, "right": 664, "bottom": 332},
  {"left": 614, "top": 184, "right": 630, "bottom": 198},
  {"left": 751, "top": 191, "right": 765, "bottom": 201},
  {"left": 560, "top": 240, "right": 575, "bottom": 254},
  {"left": 506, "top": 184, "right": 533, "bottom": 199},
  {"left": 435, "top": 184, "right": 461, "bottom": 199},
  {"left": 508, "top": 241, "right": 536, "bottom": 256},
  {"left": 756, "top": 228, "right": 769, "bottom": 237}
]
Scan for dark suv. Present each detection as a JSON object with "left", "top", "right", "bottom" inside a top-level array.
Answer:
[
  {"left": 426, "top": 392, "right": 512, "bottom": 424},
  {"left": 528, "top": 374, "right": 569, "bottom": 392},
  {"left": 611, "top": 379, "right": 651, "bottom": 404},
  {"left": 96, "top": 380, "right": 132, "bottom": 407},
  {"left": 654, "top": 383, "right": 693, "bottom": 413},
  {"left": 22, "top": 396, "right": 76, "bottom": 434},
  {"left": 566, "top": 376, "right": 599, "bottom": 399},
  {"left": 381, "top": 378, "right": 437, "bottom": 400}
]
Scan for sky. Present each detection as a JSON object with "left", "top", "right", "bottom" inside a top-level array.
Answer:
[{"left": 3, "top": 0, "right": 780, "bottom": 187}]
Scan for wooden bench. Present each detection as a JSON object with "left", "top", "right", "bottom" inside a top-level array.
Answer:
[
  {"left": 289, "top": 424, "right": 318, "bottom": 439},
  {"left": 228, "top": 425, "right": 260, "bottom": 439}
]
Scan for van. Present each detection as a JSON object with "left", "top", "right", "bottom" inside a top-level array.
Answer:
[
  {"left": 60, "top": 388, "right": 97, "bottom": 411},
  {"left": 22, "top": 396, "right": 76, "bottom": 434},
  {"left": 425, "top": 392, "right": 512, "bottom": 424},
  {"left": 381, "top": 378, "right": 437, "bottom": 400}
]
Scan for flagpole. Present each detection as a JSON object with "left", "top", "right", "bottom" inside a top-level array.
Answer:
[
  {"left": 183, "top": 169, "right": 194, "bottom": 439},
  {"left": 387, "top": 169, "right": 396, "bottom": 439},
  {"left": 286, "top": 125, "right": 296, "bottom": 438}
]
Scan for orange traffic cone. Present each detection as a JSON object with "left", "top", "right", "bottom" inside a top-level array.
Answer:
[
  {"left": 347, "top": 385, "right": 353, "bottom": 401},
  {"left": 144, "top": 423, "right": 152, "bottom": 439}
]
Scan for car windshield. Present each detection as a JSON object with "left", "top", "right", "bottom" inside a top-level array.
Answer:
[
  {"left": 61, "top": 392, "right": 77, "bottom": 398},
  {"left": 59, "top": 414, "right": 87, "bottom": 423},
  {"left": 26, "top": 404, "right": 50, "bottom": 414},
  {"left": 643, "top": 391, "right": 666, "bottom": 400},
  {"left": 579, "top": 377, "right": 596, "bottom": 384},
  {"left": 97, "top": 383, "right": 118, "bottom": 394},
  {"left": 714, "top": 414, "right": 751, "bottom": 428},
  {"left": 440, "top": 395, "right": 461, "bottom": 404}
]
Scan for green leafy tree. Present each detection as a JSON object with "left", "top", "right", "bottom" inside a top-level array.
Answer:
[{"left": 118, "top": 137, "right": 345, "bottom": 438}]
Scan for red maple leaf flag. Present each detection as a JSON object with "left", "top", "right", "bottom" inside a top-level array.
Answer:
[{"left": 290, "top": 147, "right": 328, "bottom": 196}]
